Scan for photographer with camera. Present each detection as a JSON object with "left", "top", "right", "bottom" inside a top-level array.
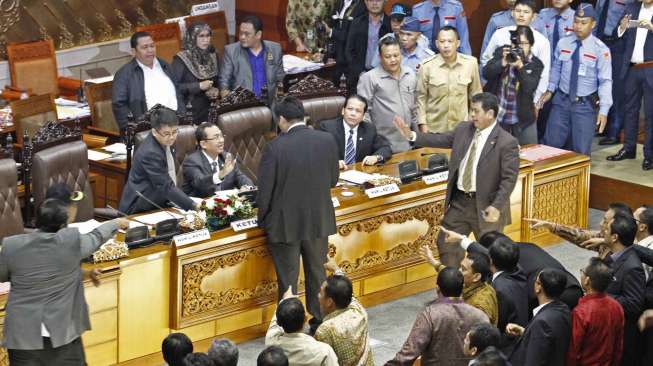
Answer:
[{"left": 483, "top": 26, "right": 544, "bottom": 145}]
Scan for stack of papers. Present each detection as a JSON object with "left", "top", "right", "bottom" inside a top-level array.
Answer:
[
  {"left": 283, "top": 54, "right": 324, "bottom": 74},
  {"left": 87, "top": 150, "right": 112, "bottom": 161},
  {"left": 339, "top": 170, "right": 375, "bottom": 185},
  {"left": 133, "top": 211, "right": 184, "bottom": 225},
  {"left": 69, "top": 219, "right": 103, "bottom": 234},
  {"left": 56, "top": 105, "right": 91, "bottom": 119},
  {"left": 103, "top": 143, "right": 127, "bottom": 155}
]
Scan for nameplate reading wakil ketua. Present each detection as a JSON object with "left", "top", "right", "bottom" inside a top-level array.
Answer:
[
  {"left": 173, "top": 229, "right": 211, "bottom": 246},
  {"left": 231, "top": 218, "right": 258, "bottom": 232},
  {"left": 332, "top": 197, "right": 340, "bottom": 207},
  {"left": 422, "top": 171, "right": 449, "bottom": 185},
  {"left": 365, "top": 183, "right": 400, "bottom": 198}
]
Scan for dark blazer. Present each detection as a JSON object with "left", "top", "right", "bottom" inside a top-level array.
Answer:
[
  {"left": 257, "top": 125, "right": 339, "bottom": 243},
  {"left": 345, "top": 13, "right": 391, "bottom": 88},
  {"left": 509, "top": 301, "right": 571, "bottom": 366},
  {"left": 415, "top": 122, "right": 520, "bottom": 230},
  {"left": 112, "top": 57, "right": 186, "bottom": 131},
  {"left": 328, "top": 0, "right": 367, "bottom": 65},
  {"left": 319, "top": 118, "right": 392, "bottom": 162},
  {"left": 181, "top": 149, "right": 253, "bottom": 198},
  {"left": 218, "top": 41, "right": 285, "bottom": 105},
  {"left": 620, "top": 2, "right": 653, "bottom": 83},
  {"left": 0, "top": 221, "right": 118, "bottom": 350},
  {"left": 483, "top": 49, "right": 544, "bottom": 130},
  {"left": 632, "top": 244, "right": 653, "bottom": 307},
  {"left": 119, "top": 133, "right": 195, "bottom": 214},
  {"left": 171, "top": 52, "right": 220, "bottom": 124}
]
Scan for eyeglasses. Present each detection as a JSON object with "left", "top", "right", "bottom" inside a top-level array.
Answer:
[
  {"left": 156, "top": 128, "right": 178, "bottom": 138},
  {"left": 203, "top": 134, "right": 225, "bottom": 142}
]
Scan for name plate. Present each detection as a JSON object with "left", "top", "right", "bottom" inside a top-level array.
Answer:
[
  {"left": 422, "top": 171, "right": 449, "bottom": 185},
  {"left": 365, "top": 183, "right": 400, "bottom": 198},
  {"left": 173, "top": 229, "right": 210, "bottom": 246},
  {"left": 230, "top": 217, "right": 258, "bottom": 232},
  {"left": 332, "top": 197, "right": 340, "bottom": 208}
]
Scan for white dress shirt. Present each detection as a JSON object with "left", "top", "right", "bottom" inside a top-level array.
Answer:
[
  {"left": 287, "top": 122, "right": 306, "bottom": 132},
  {"left": 457, "top": 121, "right": 498, "bottom": 193},
  {"left": 343, "top": 120, "right": 359, "bottom": 159},
  {"left": 638, "top": 235, "right": 653, "bottom": 279},
  {"left": 202, "top": 150, "right": 222, "bottom": 185},
  {"left": 532, "top": 300, "right": 552, "bottom": 318},
  {"left": 631, "top": 3, "right": 653, "bottom": 63},
  {"left": 137, "top": 58, "right": 178, "bottom": 111},
  {"left": 481, "top": 25, "right": 551, "bottom": 102},
  {"left": 335, "top": 0, "right": 354, "bottom": 19}
]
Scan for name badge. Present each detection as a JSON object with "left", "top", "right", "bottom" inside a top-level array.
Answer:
[
  {"left": 230, "top": 218, "right": 258, "bottom": 232},
  {"left": 365, "top": 183, "right": 400, "bottom": 198},
  {"left": 422, "top": 171, "right": 449, "bottom": 185},
  {"left": 332, "top": 197, "right": 340, "bottom": 208},
  {"left": 173, "top": 228, "right": 211, "bottom": 246}
]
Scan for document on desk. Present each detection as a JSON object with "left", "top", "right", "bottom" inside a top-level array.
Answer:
[
  {"left": 283, "top": 54, "right": 324, "bottom": 74},
  {"left": 87, "top": 150, "right": 112, "bottom": 161},
  {"left": 133, "top": 211, "right": 184, "bottom": 225},
  {"left": 102, "top": 143, "right": 127, "bottom": 155},
  {"left": 69, "top": 219, "right": 103, "bottom": 234},
  {"left": 339, "top": 170, "right": 375, "bottom": 185}
]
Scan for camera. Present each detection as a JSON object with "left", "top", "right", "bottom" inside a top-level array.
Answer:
[{"left": 506, "top": 30, "right": 525, "bottom": 63}]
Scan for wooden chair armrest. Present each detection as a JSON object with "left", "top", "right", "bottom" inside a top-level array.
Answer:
[
  {"left": 58, "top": 77, "right": 82, "bottom": 90},
  {"left": 1, "top": 90, "right": 22, "bottom": 101},
  {"left": 83, "top": 133, "right": 108, "bottom": 149}
]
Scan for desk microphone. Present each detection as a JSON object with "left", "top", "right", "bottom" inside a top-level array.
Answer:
[
  {"left": 135, "top": 191, "right": 181, "bottom": 241},
  {"left": 135, "top": 191, "right": 181, "bottom": 220}
]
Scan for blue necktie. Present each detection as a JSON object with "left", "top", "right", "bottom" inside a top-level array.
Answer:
[
  {"left": 552, "top": 15, "right": 561, "bottom": 51},
  {"left": 430, "top": 7, "right": 441, "bottom": 52},
  {"left": 569, "top": 40, "right": 582, "bottom": 99},
  {"left": 345, "top": 129, "right": 356, "bottom": 165}
]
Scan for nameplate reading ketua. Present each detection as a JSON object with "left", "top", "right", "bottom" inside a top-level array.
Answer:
[
  {"left": 365, "top": 183, "right": 400, "bottom": 198},
  {"left": 332, "top": 197, "right": 340, "bottom": 208},
  {"left": 231, "top": 218, "right": 258, "bottom": 232},
  {"left": 173, "top": 229, "right": 211, "bottom": 246},
  {"left": 422, "top": 171, "right": 449, "bottom": 185}
]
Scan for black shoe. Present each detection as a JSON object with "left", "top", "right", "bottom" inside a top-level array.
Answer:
[
  {"left": 599, "top": 137, "right": 619, "bottom": 145},
  {"left": 644, "top": 159, "right": 653, "bottom": 171},
  {"left": 607, "top": 149, "right": 636, "bottom": 161}
]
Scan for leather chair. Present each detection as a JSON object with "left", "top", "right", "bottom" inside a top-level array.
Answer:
[
  {"left": 217, "top": 106, "right": 276, "bottom": 184},
  {"left": 3, "top": 39, "right": 81, "bottom": 100},
  {"left": 301, "top": 96, "right": 346, "bottom": 128},
  {"left": 136, "top": 23, "right": 181, "bottom": 65},
  {"left": 85, "top": 80, "right": 120, "bottom": 137},
  {"left": 0, "top": 158, "right": 24, "bottom": 242},
  {"left": 184, "top": 11, "right": 229, "bottom": 56},
  {"left": 10, "top": 93, "right": 58, "bottom": 145}
]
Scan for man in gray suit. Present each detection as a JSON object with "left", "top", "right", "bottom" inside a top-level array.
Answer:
[
  {"left": 219, "top": 15, "right": 285, "bottom": 104},
  {"left": 182, "top": 122, "right": 253, "bottom": 198},
  {"left": 394, "top": 92, "right": 520, "bottom": 267},
  {"left": 0, "top": 199, "right": 129, "bottom": 365}
]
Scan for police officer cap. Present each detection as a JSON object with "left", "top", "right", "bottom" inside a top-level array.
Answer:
[
  {"left": 575, "top": 3, "right": 597, "bottom": 20},
  {"left": 401, "top": 16, "right": 421, "bottom": 32},
  {"left": 391, "top": 3, "right": 411, "bottom": 19}
]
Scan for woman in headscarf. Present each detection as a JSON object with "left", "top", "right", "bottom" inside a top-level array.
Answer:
[{"left": 172, "top": 22, "right": 220, "bottom": 124}]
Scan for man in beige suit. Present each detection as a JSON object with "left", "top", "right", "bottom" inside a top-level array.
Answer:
[{"left": 394, "top": 92, "right": 519, "bottom": 267}]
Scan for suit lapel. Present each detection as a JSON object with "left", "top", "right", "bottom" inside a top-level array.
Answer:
[
  {"left": 238, "top": 47, "right": 253, "bottom": 89},
  {"left": 355, "top": 123, "right": 365, "bottom": 160},
  {"left": 478, "top": 124, "right": 500, "bottom": 164},
  {"left": 336, "top": 119, "right": 347, "bottom": 159},
  {"left": 262, "top": 41, "right": 272, "bottom": 91},
  {"left": 199, "top": 150, "right": 214, "bottom": 174}
]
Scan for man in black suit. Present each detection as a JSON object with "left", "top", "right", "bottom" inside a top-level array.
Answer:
[
  {"left": 478, "top": 231, "right": 583, "bottom": 311},
  {"left": 394, "top": 92, "right": 520, "bottom": 267},
  {"left": 119, "top": 107, "right": 199, "bottom": 214},
  {"left": 182, "top": 122, "right": 253, "bottom": 198},
  {"left": 607, "top": 0, "right": 653, "bottom": 170},
  {"left": 345, "top": 0, "right": 391, "bottom": 93},
  {"left": 319, "top": 94, "right": 392, "bottom": 169},
  {"left": 507, "top": 268, "right": 571, "bottom": 366},
  {"left": 326, "top": 0, "right": 367, "bottom": 84},
  {"left": 257, "top": 96, "right": 340, "bottom": 333}
]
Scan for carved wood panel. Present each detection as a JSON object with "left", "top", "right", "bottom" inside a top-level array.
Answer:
[{"left": 532, "top": 175, "right": 580, "bottom": 234}]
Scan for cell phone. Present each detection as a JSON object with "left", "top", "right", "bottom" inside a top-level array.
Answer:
[{"left": 628, "top": 19, "right": 641, "bottom": 28}]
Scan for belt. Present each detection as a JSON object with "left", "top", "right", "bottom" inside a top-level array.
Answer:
[
  {"left": 456, "top": 189, "right": 476, "bottom": 198},
  {"left": 559, "top": 91, "right": 593, "bottom": 104}
]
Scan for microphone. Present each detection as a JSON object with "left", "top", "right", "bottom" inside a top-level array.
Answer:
[
  {"left": 135, "top": 191, "right": 181, "bottom": 241},
  {"left": 135, "top": 191, "right": 181, "bottom": 220},
  {"left": 106, "top": 205, "right": 150, "bottom": 227},
  {"left": 107, "top": 205, "right": 154, "bottom": 248}
]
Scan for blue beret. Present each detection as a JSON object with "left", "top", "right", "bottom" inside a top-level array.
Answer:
[
  {"left": 575, "top": 3, "right": 597, "bottom": 20},
  {"left": 401, "top": 16, "right": 421, "bottom": 32}
]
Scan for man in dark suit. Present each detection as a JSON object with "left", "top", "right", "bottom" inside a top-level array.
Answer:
[
  {"left": 0, "top": 199, "right": 129, "bottom": 365},
  {"left": 182, "top": 122, "right": 253, "bottom": 198},
  {"left": 319, "top": 94, "right": 392, "bottom": 169},
  {"left": 257, "top": 96, "right": 340, "bottom": 333},
  {"left": 478, "top": 231, "right": 583, "bottom": 311},
  {"left": 607, "top": 0, "right": 653, "bottom": 170},
  {"left": 394, "top": 92, "right": 520, "bottom": 267},
  {"left": 326, "top": 0, "right": 367, "bottom": 84},
  {"left": 112, "top": 31, "right": 185, "bottom": 132},
  {"left": 119, "top": 107, "right": 199, "bottom": 214},
  {"left": 507, "top": 268, "right": 572, "bottom": 366},
  {"left": 345, "top": 0, "right": 391, "bottom": 93},
  {"left": 218, "top": 16, "right": 285, "bottom": 104}
]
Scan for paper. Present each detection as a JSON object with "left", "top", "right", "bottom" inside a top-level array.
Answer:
[
  {"left": 102, "top": 143, "right": 127, "bottom": 155},
  {"left": 0, "top": 282, "right": 10, "bottom": 294},
  {"left": 55, "top": 98, "right": 86, "bottom": 107},
  {"left": 87, "top": 150, "right": 111, "bottom": 161},
  {"left": 85, "top": 75, "right": 114, "bottom": 84},
  {"left": 519, "top": 144, "right": 571, "bottom": 162},
  {"left": 56, "top": 105, "right": 91, "bottom": 120},
  {"left": 283, "top": 54, "right": 324, "bottom": 74},
  {"left": 339, "top": 170, "right": 375, "bottom": 185},
  {"left": 68, "top": 219, "right": 103, "bottom": 234},
  {"left": 133, "top": 211, "right": 183, "bottom": 225}
]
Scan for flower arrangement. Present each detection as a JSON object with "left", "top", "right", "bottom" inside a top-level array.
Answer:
[{"left": 199, "top": 195, "right": 255, "bottom": 231}]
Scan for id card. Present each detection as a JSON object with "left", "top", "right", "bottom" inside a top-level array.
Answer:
[{"left": 578, "top": 63, "right": 587, "bottom": 77}]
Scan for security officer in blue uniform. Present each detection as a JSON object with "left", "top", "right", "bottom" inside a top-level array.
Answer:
[
  {"left": 538, "top": 0, "right": 576, "bottom": 55},
  {"left": 595, "top": 0, "right": 636, "bottom": 145},
  {"left": 399, "top": 16, "right": 435, "bottom": 72},
  {"left": 412, "top": 0, "right": 471, "bottom": 55},
  {"left": 541, "top": 4, "right": 613, "bottom": 156}
]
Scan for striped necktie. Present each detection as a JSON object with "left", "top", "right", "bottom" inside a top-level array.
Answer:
[
  {"left": 165, "top": 146, "right": 177, "bottom": 185},
  {"left": 462, "top": 130, "right": 481, "bottom": 192},
  {"left": 345, "top": 129, "right": 356, "bottom": 165}
]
